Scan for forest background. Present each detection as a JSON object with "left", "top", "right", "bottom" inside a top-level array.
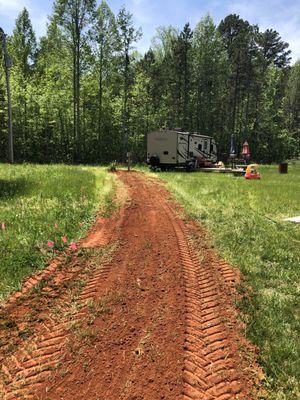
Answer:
[{"left": 0, "top": 0, "right": 299, "bottom": 164}]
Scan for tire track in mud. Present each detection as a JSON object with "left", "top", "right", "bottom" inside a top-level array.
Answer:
[
  {"left": 0, "top": 186, "right": 127, "bottom": 400},
  {"left": 0, "top": 172, "right": 257, "bottom": 400},
  {"left": 148, "top": 178, "right": 254, "bottom": 400},
  {"left": 31, "top": 172, "right": 186, "bottom": 400},
  {"left": 0, "top": 258, "right": 115, "bottom": 400}
]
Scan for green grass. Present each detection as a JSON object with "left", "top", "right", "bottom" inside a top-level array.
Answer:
[
  {"left": 0, "top": 164, "right": 115, "bottom": 301},
  {"left": 150, "top": 163, "right": 300, "bottom": 399}
]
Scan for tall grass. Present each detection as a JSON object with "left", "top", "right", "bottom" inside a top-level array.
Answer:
[
  {"left": 0, "top": 164, "right": 115, "bottom": 300},
  {"left": 154, "top": 164, "right": 300, "bottom": 399}
]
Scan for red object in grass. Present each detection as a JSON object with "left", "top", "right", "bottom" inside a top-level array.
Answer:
[
  {"left": 245, "top": 164, "right": 261, "bottom": 180},
  {"left": 69, "top": 242, "right": 77, "bottom": 251},
  {"left": 245, "top": 172, "right": 261, "bottom": 179},
  {"left": 61, "top": 236, "right": 68, "bottom": 244},
  {"left": 242, "top": 141, "right": 250, "bottom": 158},
  {"left": 47, "top": 240, "right": 55, "bottom": 248}
]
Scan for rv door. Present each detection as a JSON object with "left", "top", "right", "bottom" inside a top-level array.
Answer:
[{"left": 177, "top": 134, "right": 189, "bottom": 164}]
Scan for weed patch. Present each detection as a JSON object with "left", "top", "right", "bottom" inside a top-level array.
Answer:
[{"left": 0, "top": 164, "right": 116, "bottom": 300}]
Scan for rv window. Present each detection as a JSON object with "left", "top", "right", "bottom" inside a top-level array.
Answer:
[
  {"left": 204, "top": 140, "right": 208, "bottom": 150},
  {"left": 210, "top": 143, "right": 214, "bottom": 153},
  {"left": 198, "top": 144, "right": 202, "bottom": 151},
  {"left": 163, "top": 151, "right": 169, "bottom": 155}
]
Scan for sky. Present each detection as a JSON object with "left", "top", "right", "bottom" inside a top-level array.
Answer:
[{"left": 0, "top": 0, "right": 299, "bottom": 62}]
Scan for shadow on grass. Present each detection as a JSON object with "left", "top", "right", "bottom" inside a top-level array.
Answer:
[{"left": 0, "top": 178, "right": 33, "bottom": 200}]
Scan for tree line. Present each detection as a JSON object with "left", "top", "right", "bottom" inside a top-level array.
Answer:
[{"left": 0, "top": 0, "right": 299, "bottom": 164}]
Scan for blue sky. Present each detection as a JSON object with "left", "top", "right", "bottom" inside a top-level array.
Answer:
[{"left": 0, "top": 0, "right": 299, "bottom": 61}]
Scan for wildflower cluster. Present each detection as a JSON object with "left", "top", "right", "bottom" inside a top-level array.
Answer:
[{"left": 47, "top": 223, "right": 77, "bottom": 251}]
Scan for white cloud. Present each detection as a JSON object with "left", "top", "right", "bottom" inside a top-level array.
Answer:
[
  {"left": 226, "top": 0, "right": 300, "bottom": 62},
  {"left": 0, "top": 0, "right": 32, "bottom": 19},
  {"left": 0, "top": 0, "right": 24, "bottom": 12},
  {"left": 0, "top": 0, "right": 48, "bottom": 38}
]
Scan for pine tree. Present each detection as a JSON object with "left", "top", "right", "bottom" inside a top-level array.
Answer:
[
  {"left": 191, "top": 15, "right": 228, "bottom": 151},
  {"left": 54, "top": 0, "right": 96, "bottom": 162},
  {"left": 11, "top": 8, "right": 37, "bottom": 77},
  {"left": 117, "top": 6, "right": 142, "bottom": 161},
  {"left": 284, "top": 62, "right": 300, "bottom": 156},
  {"left": 172, "top": 23, "right": 193, "bottom": 129},
  {"left": 92, "top": 0, "right": 118, "bottom": 157},
  {"left": 10, "top": 8, "right": 37, "bottom": 159},
  {"left": 218, "top": 14, "right": 254, "bottom": 141},
  {"left": 36, "top": 17, "right": 73, "bottom": 162}
]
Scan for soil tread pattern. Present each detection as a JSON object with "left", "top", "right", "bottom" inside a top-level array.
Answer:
[{"left": 0, "top": 171, "right": 258, "bottom": 400}]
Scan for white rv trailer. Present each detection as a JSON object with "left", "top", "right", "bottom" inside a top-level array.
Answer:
[{"left": 147, "top": 130, "right": 217, "bottom": 170}]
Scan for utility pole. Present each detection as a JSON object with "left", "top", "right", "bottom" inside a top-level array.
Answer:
[{"left": 0, "top": 27, "right": 14, "bottom": 163}]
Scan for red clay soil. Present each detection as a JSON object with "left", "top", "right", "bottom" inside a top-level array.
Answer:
[{"left": 0, "top": 171, "right": 260, "bottom": 400}]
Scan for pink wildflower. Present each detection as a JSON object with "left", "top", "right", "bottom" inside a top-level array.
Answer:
[
  {"left": 61, "top": 236, "right": 68, "bottom": 244},
  {"left": 69, "top": 242, "right": 77, "bottom": 251},
  {"left": 1, "top": 222, "right": 6, "bottom": 231},
  {"left": 47, "top": 240, "right": 55, "bottom": 248}
]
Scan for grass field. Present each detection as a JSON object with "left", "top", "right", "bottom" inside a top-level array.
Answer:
[
  {"left": 0, "top": 164, "right": 115, "bottom": 301},
  {"left": 152, "top": 164, "right": 300, "bottom": 400},
  {"left": 1, "top": 162, "right": 299, "bottom": 398}
]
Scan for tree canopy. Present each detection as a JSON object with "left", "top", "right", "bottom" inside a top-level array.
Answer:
[{"left": 0, "top": 2, "right": 299, "bottom": 163}]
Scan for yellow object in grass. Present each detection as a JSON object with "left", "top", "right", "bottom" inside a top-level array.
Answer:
[{"left": 246, "top": 164, "right": 259, "bottom": 174}]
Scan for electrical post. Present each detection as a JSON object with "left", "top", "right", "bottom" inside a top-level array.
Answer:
[{"left": 0, "top": 28, "right": 14, "bottom": 163}]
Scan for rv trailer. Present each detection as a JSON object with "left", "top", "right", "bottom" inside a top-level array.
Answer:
[{"left": 147, "top": 130, "right": 217, "bottom": 171}]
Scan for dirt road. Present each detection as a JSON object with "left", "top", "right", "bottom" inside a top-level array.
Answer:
[{"left": 0, "top": 171, "right": 258, "bottom": 400}]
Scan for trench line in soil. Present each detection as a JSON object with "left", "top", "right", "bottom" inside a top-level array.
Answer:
[
  {"left": 157, "top": 192, "right": 243, "bottom": 400},
  {"left": 0, "top": 259, "right": 114, "bottom": 400}
]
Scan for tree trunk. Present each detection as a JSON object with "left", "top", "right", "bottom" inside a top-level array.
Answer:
[
  {"left": 76, "top": 37, "right": 81, "bottom": 162},
  {"left": 98, "top": 46, "right": 104, "bottom": 160},
  {"left": 73, "top": 49, "right": 77, "bottom": 161},
  {"left": 122, "top": 51, "right": 129, "bottom": 162},
  {"left": 232, "top": 63, "right": 240, "bottom": 135},
  {"left": 183, "top": 46, "right": 189, "bottom": 130}
]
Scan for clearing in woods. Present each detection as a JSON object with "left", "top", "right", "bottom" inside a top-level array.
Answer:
[{"left": 0, "top": 171, "right": 260, "bottom": 400}]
